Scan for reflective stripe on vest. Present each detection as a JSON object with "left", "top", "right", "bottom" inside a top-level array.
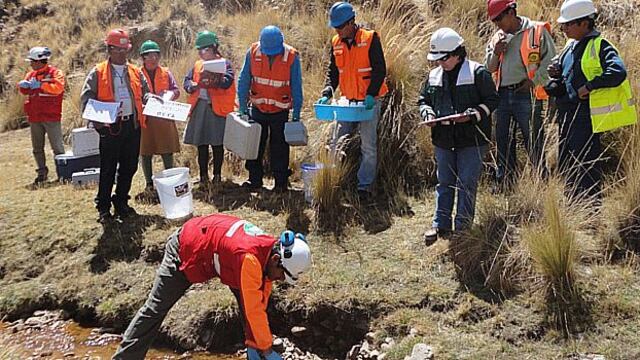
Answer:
[
  {"left": 581, "top": 37, "right": 637, "bottom": 133},
  {"left": 187, "top": 60, "right": 237, "bottom": 117},
  {"left": 249, "top": 42, "right": 295, "bottom": 114},
  {"left": 95, "top": 60, "right": 146, "bottom": 128},
  {"left": 493, "top": 22, "right": 550, "bottom": 100},
  {"left": 429, "top": 59, "right": 481, "bottom": 87},
  {"left": 141, "top": 66, "right": 171, "bottom": 95},
  {"left": 331, "top": 28, "right": 389, "bottom": 100}
]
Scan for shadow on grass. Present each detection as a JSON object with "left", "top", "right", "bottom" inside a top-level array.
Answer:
[
  {"left": 253, "top": 189, "right": 312, "bottom": 235},
  {"left": 89, "top": 213, "right": 167, "bottom": 273},
  {"left": 24, "top": 179, "right": 66, "bottom": 191},
  {"left": 193, "top": 181, "right": 253, "bottom": 211}
]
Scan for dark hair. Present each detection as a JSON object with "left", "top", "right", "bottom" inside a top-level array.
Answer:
[{"left": 452, "top": 45, "right": 467, "bottom": 60}]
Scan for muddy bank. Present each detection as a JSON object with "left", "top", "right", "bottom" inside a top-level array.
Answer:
[{"left": 0, "top": 310, "right": 432, "bottom": 360}]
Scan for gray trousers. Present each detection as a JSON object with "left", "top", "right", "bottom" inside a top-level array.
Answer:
[
  {"left": 30, "top": 121, "right": 65, "bottom": 176},
  {"left": 112, "top": 230, "right": 191, "bottom": 360},
  {"left": 141, "top": 154, "right": 174, "bottom": 186}
]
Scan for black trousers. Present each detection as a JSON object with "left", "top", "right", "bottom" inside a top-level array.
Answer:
[
  {"left": 198, "top": 145, "right": 224, "bottom": 181},
  {"left": 245, "top": 108, "right": 290, "bottom": 186},
  {"left": 558, "top": 102, "right": 602, "bottom": 201},
  {"left": 95, "top": 120, "right": 141, "bottom": 212}
]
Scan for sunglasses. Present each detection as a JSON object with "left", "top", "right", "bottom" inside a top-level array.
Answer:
[
  {"left": 429, "top": 52, "right": 451, "bottom": 62},
  {"left": 335, "top": 20, "right": 352, "bottom": 30}
]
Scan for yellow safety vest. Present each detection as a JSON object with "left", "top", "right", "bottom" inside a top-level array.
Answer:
[{"left": 581, "top": 36, "right": 637, "bottom": 133}]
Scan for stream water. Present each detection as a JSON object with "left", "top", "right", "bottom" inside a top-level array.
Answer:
[{"left": 0, "top": 311, "right": 236, "bottom": 359}]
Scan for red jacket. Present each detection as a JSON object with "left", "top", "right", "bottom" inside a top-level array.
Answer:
[
  {"left": 178, "top": 214, "right": 277, "bottom": 351},
  {"left": 18, "top": 65, "right": 65, "bottom": 122}
]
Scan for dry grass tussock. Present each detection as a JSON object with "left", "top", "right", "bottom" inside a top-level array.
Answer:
[
  {"left": 523, "top": 186, "right": 591, "bottom": 335},
  {"left": 603, "top": 124, "right": 640, "bottom": 259}
]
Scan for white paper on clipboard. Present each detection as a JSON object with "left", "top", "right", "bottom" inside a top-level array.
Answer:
[
  {"left": 82, "top": 99, "right": 119, "bottom": 124},
  {"left": 143, "top": 97, "right": 191, "bottom": 122},
  {"left": 203, "top": 59, "right": 227, "bottom": 74}
]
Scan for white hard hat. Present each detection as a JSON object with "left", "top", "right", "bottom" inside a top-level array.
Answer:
[
  {"left": 278, "top": 231, "right": 312, "bottom": 285},
  {"left": 427, "top": 28, "right": 464, "bottom": 61},
  {"left": 557, "top": 0, "right": 597, "bottom": 24},
  {"left": 26, "top": 47, "right": 52, "bottom": 61}
]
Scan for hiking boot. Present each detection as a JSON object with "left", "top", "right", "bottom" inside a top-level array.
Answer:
[
  {"left": 33, "top": 174, "right": 47, "bottom": 185},
  {"left": 357, "top": 189, "right": 373, "bottom": 201},
  {"left": 98, "top": 210, "right": 113, "bottom": 224},
  {"left": 114, "top": 203, "right": 138, "bottom": 219},
  {"left": 424, "top": 228, "right": 451, "bottom": 246},
  {"left": 272, "top": 184, "right": 288, "bottom": 194},
  {"left": 242, "top": 180, "right": 262, "bottom": 190}
]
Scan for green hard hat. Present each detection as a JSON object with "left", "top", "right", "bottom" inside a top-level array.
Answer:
[
  {"left": 195, "top": 31, "right": 219, "bottom": 50},
  {"left": 139, "top": 40, "right": 161, "bottom": 55}
]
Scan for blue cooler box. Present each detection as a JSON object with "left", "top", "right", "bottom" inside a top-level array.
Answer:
[
  {"left": 55, "top": 151, "right": 101, "bottom": 180},
  {"left": 313, "top": 104, "right": 376, "bottom": 122}
]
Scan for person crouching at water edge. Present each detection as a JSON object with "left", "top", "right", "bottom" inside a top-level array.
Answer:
[{"left": 112, "top": 213, "right": 312, "bottom": 360}]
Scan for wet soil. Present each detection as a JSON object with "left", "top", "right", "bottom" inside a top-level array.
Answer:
[{"left": 0, "top": 311, "right": 235, "bottom": 359}]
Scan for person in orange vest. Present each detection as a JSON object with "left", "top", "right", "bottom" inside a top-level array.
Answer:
[
  {"left": 112, "top": 213, "right": 312, "bottom": 360},
  {"left": 138, "top": 40, "right": 181, "bottom": 192},
  {"left": 485, "top": 0, "right": 556, "bottom": 191},
  {"left": 317, "top": 2, "right": 388, "bottom": 199},
  {"left": 80, "top": 28, "right": 150, "bottom": 223},
  {"left": 237, "top": 25, "right": 303, "bottom": 192},
  {"left": 183, "top": 31, "right": 236, "bottom": 188},
  {"left": 17, "top": 46, "right": 66, "bottom": 185}
]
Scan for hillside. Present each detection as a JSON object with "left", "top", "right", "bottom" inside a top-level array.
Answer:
[{"left": 2, "top": 0, "right": 640, "bottom": 359}]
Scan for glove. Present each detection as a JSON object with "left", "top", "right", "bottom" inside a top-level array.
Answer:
[
  {"left": 316, "top": 96, "right": 329, "bottom": 105},
  {"left": 18, "top": 80, "right": 31, "bottom": 89},
  {"left": 364, "top": 95, "right": 375, "bottom": 110},
  {"left": 239, "top": 103, "right": 248, "bottom": 115},
  {"left": 246, "top": 348, "right": 262, "bottom": 360},
  {"left": 419, "top": 105, "right": 435, "bottom": 122},
  {"left": 29, "top": 79, "right": 41, "bottom": 89}
]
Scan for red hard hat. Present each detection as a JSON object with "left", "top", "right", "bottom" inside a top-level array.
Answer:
[
  {"left": 105, "top": 28, "right": 131, "bottom": 49},
  {"left": 488, "top": 0, "right": 516, "bottom": 20}
]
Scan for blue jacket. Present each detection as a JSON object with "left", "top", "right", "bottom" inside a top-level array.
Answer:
[
  {"left": 557, "top": 30, "right": 627, "bottom": 109},
  {"left": 237, "top": 49, "right": 303, "bottom": 119}
]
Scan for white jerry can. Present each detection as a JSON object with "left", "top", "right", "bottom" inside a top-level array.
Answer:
[
  {"left": 284, "top": 121, "right": 308, "bottom": 146},
  {"left": 223, "top": 112, "right": 262, "bottom": 160},
  {"left": 71, "top": 127, "right": 100, "bottom": 157}
]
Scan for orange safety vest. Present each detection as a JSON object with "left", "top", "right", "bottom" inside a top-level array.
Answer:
[
  {"left": 188, "top": 60, "right": 236, "bottom": 117},
  {"left": 331, "top": 28, "right": 389, "bottom": 101},
  {"left": 95, "top": 60, "right": 146, "bottom": 128},
  {"left": 249, "top": 42, "right": 296, "bottom": 114},
  {"left": 493, "top": 22, "right": 551, "bottom": 100},
  {"left": 141, "top": 65, "right": 171, "bottom": 95}
]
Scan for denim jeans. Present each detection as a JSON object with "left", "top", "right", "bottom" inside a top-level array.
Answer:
[
  {"left": 245, "top": 108, "right": 291, "bottom": 187},
  {"left": 531, "top": 98, "right": 547, "bottom": 176},
  {"left": 495, "top": 88, "right": 533, "bottom": 184},
  {"left": 335, "top": 106, "right": 379, "bottom": 191},
  {"left": 433, "top": 145, "right": 487, "bottom": 231}
]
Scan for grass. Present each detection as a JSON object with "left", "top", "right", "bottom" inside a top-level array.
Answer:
[{"left": 2, "top": 0, "right": 640, "bottom": 358}]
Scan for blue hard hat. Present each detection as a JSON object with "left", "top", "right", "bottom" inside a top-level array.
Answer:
[
  {"left": 259, "top": 25, "right": 285, "bottom": 56},
  {"left": 329, "top": 2, "right": 356, "bottom": 28}
]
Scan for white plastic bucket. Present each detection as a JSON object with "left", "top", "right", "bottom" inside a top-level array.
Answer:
[
  {"left": 301, "top": 163, "right": 323, "bottom": 204},
  {"left": 152, "top": 167, "right": 193, "bottom": 219}
]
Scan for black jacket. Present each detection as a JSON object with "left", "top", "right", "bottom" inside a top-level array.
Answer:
[{"left": 418, "top": 59, "right": 499, "bottom": 149}]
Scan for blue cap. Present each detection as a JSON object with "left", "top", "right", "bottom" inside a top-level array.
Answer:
[
  {"left": 329, "top": 2, "right": 355, "bottom": 28},
  {"left": 259, "top": 25, "right": 285, "bottom": 56}
]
